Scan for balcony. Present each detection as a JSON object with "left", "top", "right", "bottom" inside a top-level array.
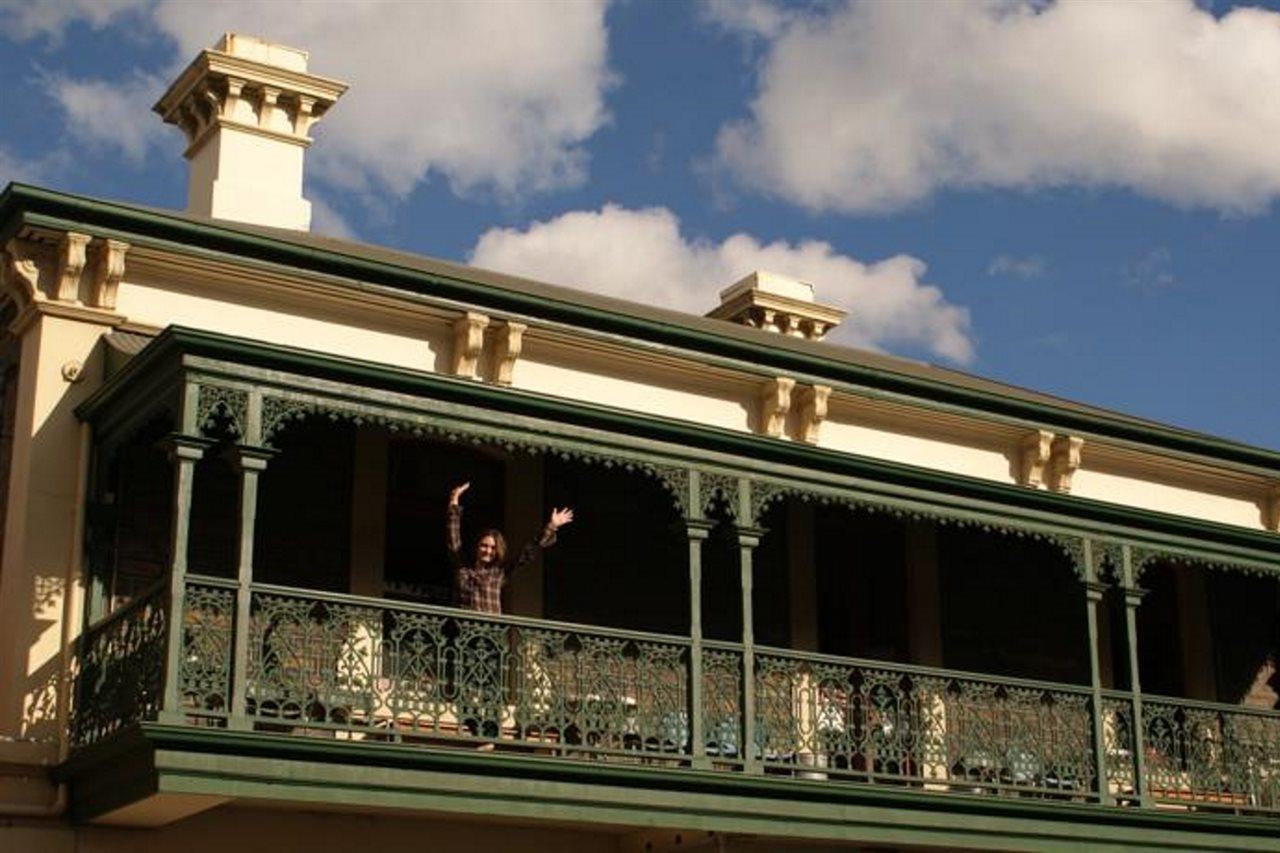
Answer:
[
  {"left": 60, "top": 327, "right": 1280, "bottom": 847},
  {"left": 70, "top": 576, "right": 1280, "bottom": 817}
]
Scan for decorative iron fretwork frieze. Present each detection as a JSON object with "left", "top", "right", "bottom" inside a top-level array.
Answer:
[
  {"left": 1128, "top": 544, "right": 1276, "bottom": 582},
  {"left": 260, "top": 392, "right": 695, "bottom": 518},
  {"left": 196, "top": 383, "right": 249, "bottom": 439},
  {"left": 701, "top": 472, "right": 740, "bottom": 517},
  {"left": 749, "top": 476, "right": 1090, "bottom": 578}
]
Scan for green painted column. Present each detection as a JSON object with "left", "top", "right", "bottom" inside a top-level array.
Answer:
[
  {"left": 736, "top": 477, "right": 763, "bottom": 774},
  {"left": 686, "top": 516, "right": 713, "bottom": 769},
  {"left": 1120, "top": 544, "right": 1151, "bottom": 806},
  {"left": 228, "top": 447, "right": 272, "bottom": 729},
  {"left": 158, "top": 435, "right": 209, "bottom": 724},
  {"left": 1081, "top": 539, "right": 1112, "bottom": 806}
]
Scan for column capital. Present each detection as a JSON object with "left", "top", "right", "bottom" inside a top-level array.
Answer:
[
  {"left": 735, "top": 525, "right": 767, "bottom": 546},
  {"left": 684, "top": 518, "right": 715, "bottom": 538},
  {"left": 1085, "top": 580, "right": 1109, "bottom": 601},
  {"left": 1122, "top": 585, "right": 1148, "bottom": 607},
  {"left": 226, "top": 444, "right": 276, "bottom": 471},
  {"left": 161, "top": 434, "right": 214, "bottom": 460}
]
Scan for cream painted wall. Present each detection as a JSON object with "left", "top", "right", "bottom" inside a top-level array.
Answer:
[
  {"left": 514, "top": 345, "right": 749, "bottom": 434},
  {"left": 114, "top": 278, "right": 446, "bottom": 371},
  {"left": 1071, "top": 467, "right": 1262, "bottom": 529},
  {"left": 187, "top": 128, "right": 310, "bottom": 230},
  {"left": 114, "top": 271, "right": 1269, "bottom": 533},
  {"left": 0, "top": 313, "right": 109, "bottom": 826},
  {"left": 819, "top": 417, "right": 1014, "bottom": 484}
]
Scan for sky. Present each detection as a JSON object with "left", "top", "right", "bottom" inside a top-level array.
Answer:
[{"left": 1, "top": 0, "right": 1278, "bottom": 450}]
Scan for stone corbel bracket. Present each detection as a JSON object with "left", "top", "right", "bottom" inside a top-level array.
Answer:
[
  {"left": 1, "top": 240, "right": 46, "bottom": 311},
  {"left": 87, "top": 238, "right": 129, "bottom": 309},
  {"left": 55, "top": 232, "right": 91, "bottom": 302},
  {"left": 1017, "top": 429, "right": 1053, "bottom": 488},
  {"left": 489, "top": 321, "right": 525, "bottom": 386},
  {"left": 1047, "top": 435, "right": 1084, "bottom": 493},
  {"left": 3, "top": 234, "right": 129, "bottom": 313},
  {"left": 793, "top": 384, "right": 831, "bottom": 445},
  {"left": 759, "top": 377, "right": 795, "bottom": 438},
  {"left": 451, "top": 312, "right": 489, "bottom": 379},
  {"left": 1264, "top": 483, "right": 1280, "bottom": 533}
]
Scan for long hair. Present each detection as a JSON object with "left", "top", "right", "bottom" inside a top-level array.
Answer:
[{"left": 475, "top": 528, "right": 508, "bottom": 566}]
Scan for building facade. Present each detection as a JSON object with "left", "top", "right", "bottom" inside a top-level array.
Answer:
[{"left": 1, "top": 34, "right": 1277, "bottom": 853}]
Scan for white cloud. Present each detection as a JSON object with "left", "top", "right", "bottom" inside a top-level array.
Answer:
[
  {"left": 1122, "top": 247, "right": 1177, "bottom": 292},
  {"left": 0, "top": 145, "right": 48, "bottom": 186},
  {"left": 9, "top": 1, "right": 614, "bottom": 200},
  {"left": 0, "top": 0, "right": 146, "bottom": 43},
  {"left": 987, "top": 254, "right": 1046, "bottom": 279},
  {"left": 149, "top": 0, "right": 613, "bottom": 199},
  {"left": 469, "top": 204, "right": 974, "bottom": 363},
  {"left": 701, "top": 0, "right": 795, "bottom": 40},
  {"left": 45, "top": 72, "right": 165, "bottom": 162},
  {"left": 715, "top": 1, "right": 1280, "bottom": 214},
  {"left": 309, "top": 195, "right": 359, "bottom": 241}
]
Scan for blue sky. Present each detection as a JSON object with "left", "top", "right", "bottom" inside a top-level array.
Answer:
[{"left": 2, "top": 0, "right": 1278, "bottom": 450}]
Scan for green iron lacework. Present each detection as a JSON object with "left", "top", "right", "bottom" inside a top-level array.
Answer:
[
  {"left": 78, "top": 579, "right": 1277, "bottom": 817},
  {"left": 196, "top": 383, "right": 248, "bottom": 439},
  {"left": 259, "top": 392, "right": 692, "bottom": 518},
  {"left": 750, "top": 479, "right": 1092, "bottom": 580}
]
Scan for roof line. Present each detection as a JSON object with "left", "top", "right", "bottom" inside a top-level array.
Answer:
[{"left": 3, "top": 181, "right": 1278, "bottom": 472}]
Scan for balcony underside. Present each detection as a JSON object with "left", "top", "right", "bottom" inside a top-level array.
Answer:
[{"left": 58, "top": 723, "right": 1279, "bottom": 851}]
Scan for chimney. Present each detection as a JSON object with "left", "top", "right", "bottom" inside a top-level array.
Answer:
[
  {"left": 154, "top": 33, "right": 348, "bottom": 231},
  {"left": 706, "top": 271, "right": 846, "bottom": 341}
]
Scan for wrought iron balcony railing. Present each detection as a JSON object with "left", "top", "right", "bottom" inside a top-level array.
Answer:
[{"left": 70, "top": 577, "right": 1280, "bottom": 817}]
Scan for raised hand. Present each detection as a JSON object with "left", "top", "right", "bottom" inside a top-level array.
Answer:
[
  {"left": 449, "top": 482, "right": 471, "bottom": 506},
  {"left": 549, "top": 507, "right": 574, "bottom": 530}
]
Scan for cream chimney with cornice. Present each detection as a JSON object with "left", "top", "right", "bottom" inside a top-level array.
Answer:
[
  {"left": 154, "top": 33, "right": 348, "bottom": 231},
  {"left": 707, "top": 270, "right": 846, "bottom": 341}
]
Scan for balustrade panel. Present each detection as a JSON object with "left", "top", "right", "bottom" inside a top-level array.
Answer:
[
  {"left": 70, "top": 581, "right": 167, "bottom": 746},
  {"left": 755, "top": 649, "right": 1098, "bottom": 798},
  {"left": 1143, "top": 697, "right": 1280, "bottom": 815},
  {"left": 241, "top": 586, "right": 693, "bottom": 760},
  {"left": 66, "top": 578, "right": 1280, "bottom": 824},
  {"left": 180, "top": 580, "right": 236, "bottom": 724}
]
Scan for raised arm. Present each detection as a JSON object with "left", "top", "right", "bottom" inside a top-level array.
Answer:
[
  {"left": 512, "top": 506, "right": 574, "bottom": 572},
  {"left": 446, "top": 482, "right": 469, "bottom": 562}
]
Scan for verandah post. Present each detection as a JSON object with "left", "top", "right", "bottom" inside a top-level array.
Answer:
[
  {"left": 227, "top": 445, "right": 272, "bottom": 729},
  {"left": 1120, "top": 544, "right": 1151, "bottom": 807},
  {"left": 158, "top": 432, "right": 209, "bottom": 724},
  {"left": 685, "top": 469, "right": 712, "bottom": 769},
  {"left": 737, "top": 477, "right": 763, "bottom": 774},
  {"left": 1082, "top": 539, "right": 1114, "bottom": 806}
]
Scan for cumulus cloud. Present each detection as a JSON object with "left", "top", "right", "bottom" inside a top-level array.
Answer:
[
  {"left": 9, "top": 1, "right": 614, "bottom": 199},
  {"left": 714, "top": 1, "right": 1280, "bottom": 214},
  {"left": 0, "top": 145, "right": 49, "bottom": 186},
  {"left": 150, "top": 1, "right": 613, "bottom": 198},
  {"left": 469, "top": 204, "right": 974, "bottom": 363},
  {"left": 987, "top": 254, "right": 1046, "bottom": 279},
  {"left": 309, "top": 194, "right": 359, "bottom": 241},
  {"left": 45, "top": 72, "right": 166, "bottom": 162},
  {"left": 1122, "top": 247, "right": 1177, "bottom": 292},
  {"left": 0, "top": 0, "right": 146, "bottom": 43}
]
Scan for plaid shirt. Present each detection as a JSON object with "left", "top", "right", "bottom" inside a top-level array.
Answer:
[{"left": 447, "top": 504, "right": 556, "bottom": 614}]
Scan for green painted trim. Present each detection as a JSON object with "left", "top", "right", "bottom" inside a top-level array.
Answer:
[
  {"left": 76, "top": 325, "right": 1280, "bottom": 571},
  {"left": 58, "top": 724, "right": 1280, "bottom": 847},
  {"left": 5, "top": 182, "right": 1279, "bottom": 472}
]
